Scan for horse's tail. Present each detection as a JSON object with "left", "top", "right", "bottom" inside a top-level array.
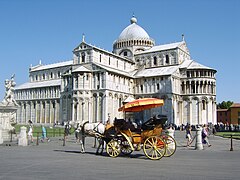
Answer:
[{"left": 81, "top": 121, "right": 89, "bottom": 135}]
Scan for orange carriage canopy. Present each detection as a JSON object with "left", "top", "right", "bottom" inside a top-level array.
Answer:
[{"left": 118, "top": 98, "right": 164, "bottom": 112}]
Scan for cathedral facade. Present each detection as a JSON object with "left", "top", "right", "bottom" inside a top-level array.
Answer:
[{"left": 14, "top": 16, "right": 217, "bottom": 126}]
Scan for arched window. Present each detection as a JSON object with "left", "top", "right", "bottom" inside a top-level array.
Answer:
[
  {"left": 166, "top": 55, "right": 169, "bottom": 64},
  {"left": 119, "top": 98, "right": 122, "bottom": 108},
  {"left": 202, "top": 100, "right": 206, "bottom": 110},
  {"left": 75, "top": 78, "right": 78, "bottom": 88},
  {"left": 81, "top": 52, "right": 85, "bottom": 63},
  {"left": 153, "top": 56, "right": 157, "bottom": 65}
]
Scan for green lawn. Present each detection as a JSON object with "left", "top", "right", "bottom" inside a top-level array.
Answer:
[
  {"left": 215, "top": 132, "right": 240, "bottom": 140},
  {"left": 12, "top": 124, "right": 75, "bottom": 137}
]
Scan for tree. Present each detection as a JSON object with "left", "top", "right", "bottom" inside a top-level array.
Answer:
[{"left": 217, "top": 101, "right": 234, "bottom": 109}]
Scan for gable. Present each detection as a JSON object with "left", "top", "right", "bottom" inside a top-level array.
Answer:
[{"left": 178, "top": 42, "right": 190, "bottom": 54}]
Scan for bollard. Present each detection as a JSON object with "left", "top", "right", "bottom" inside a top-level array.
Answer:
[
  {"left": 195, "top": 126, "right": 203, "bottom": 150},
  {"left": 63, "top": 133, "right": 66, "bottom": 146},
  {"left": 36, "top": 132, "right": 39, "bottom": 146},
  {"left": 230, "top": 135, "right": 233, "bottom": 151},
  {"left": 10, "top": 130, "right": 12, "bottom": 142},
  {"left": 18, "top": 126, "right": 28, "bottom": 146}
]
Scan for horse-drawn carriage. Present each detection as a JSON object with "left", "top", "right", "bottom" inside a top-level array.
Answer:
[
  {"left": 104, "top": 115, "right": 176, "bottom": 160},
  {"left": 81, "top": 98, "right": 176, "bottom": 160}
]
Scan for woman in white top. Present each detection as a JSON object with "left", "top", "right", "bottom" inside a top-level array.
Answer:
[{"left": 28, "top": 120, "right": 34, "bottom": 143}]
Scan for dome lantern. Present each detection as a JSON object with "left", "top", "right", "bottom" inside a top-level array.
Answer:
[{"left": 130, "top": 16, "right": 137, "bottom": 24}]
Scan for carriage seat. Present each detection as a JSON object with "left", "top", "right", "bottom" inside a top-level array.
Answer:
[
  {"left": 141, "top": 115, "right": 168, "bottom": 131},
  {"left": 121, "top": 129, "right": 142, "bottom": 144}
]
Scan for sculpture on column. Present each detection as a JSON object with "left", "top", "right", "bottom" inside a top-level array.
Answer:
[
  {"left": 2, "top": 74, "right": 18, "bottom": 106},
  {"left": 0, "top": 75, "right": 18, "bottom": 143}
]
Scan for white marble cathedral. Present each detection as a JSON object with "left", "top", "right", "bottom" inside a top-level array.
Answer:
[{"left": 14, "top": 16, "right": 217, "bottom": 126}]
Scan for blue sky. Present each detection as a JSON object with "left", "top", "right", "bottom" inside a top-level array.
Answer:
[{"left": 0, "top": 0, "right": 239, "bottom": 103}]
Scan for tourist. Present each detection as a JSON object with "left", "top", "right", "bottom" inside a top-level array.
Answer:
[
  {"left": 166, "top": 124, "right": 175, "bottom": 138},
  {"left": 105, "top": 120, "right": 112, "bottom": 131},
  {"left": 27, "top": 120, "right": 34, "bottom": 143},
  {"left": 41, "top": 125, "right": 50, "bottom": 142},
  {"left": 202, "top": 124, "right": 211, "bottom": 147},
  {"left": 75, "top": 123, "right": 80, "bottom": 143},
  {"left": 186, "top": 123, "right": 192, "bottom": 147},
  {"left": 64, "top": 121, "right": 71, "bottom": 138}
]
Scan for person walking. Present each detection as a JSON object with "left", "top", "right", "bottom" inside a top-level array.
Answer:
[
  {"left": 41, "top": 125, "right": 50, "bottom": 142},
  {"left": 64, "top": 121, "right": 71, "bottom": 140},
  {"left": 202, "top": 124, "right": 211, "bottom": 147},
  {"left": 75, "top": 123, "right": 81, "bottom": 143},
  {"left": 186, "top": 123, "right": 192, "bottom": 147},
  {"left": 27, "top": 120, "right": 34, "bottom": 143}
]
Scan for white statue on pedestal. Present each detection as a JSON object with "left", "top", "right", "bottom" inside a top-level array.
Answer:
[
  {"left": 2, "top": 74, "right": 18, "bottom": 106},
  {"left": 0, "top": 75, "right": 18, "bottom": 142}
]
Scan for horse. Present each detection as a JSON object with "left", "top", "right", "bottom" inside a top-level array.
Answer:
[{"left": 72, "top": 121, "right": 105, "bottom": 153}]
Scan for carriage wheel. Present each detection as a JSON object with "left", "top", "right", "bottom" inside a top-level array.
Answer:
[
  {"left": 106, "top": 140, "right": 121, "bottom": 158},
  {"left": 143, "top": 136, "right": 166, "bottom": 160},
  {"left": 121, "top": 139, "right": 133, "bottom": 155},
  {"left": 161, "top": 134, "right": 177, "bottom": 157}
]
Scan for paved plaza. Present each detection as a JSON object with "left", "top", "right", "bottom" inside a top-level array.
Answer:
[{"left": 0, "top": 131, "right": 240, "bottom": 180}]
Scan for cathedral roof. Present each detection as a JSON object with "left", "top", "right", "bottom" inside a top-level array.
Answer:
[
  {"left": 135, "top": 41, "right": 185, "bottom": 55},
  {"left": 93, "top": 62, "right": 134, "bottom": 77},
  {"left": 15, "top": 79, "right": 61, "bottom": 90},
  {"left": 133, "top": 66, "right": 179, "bottom": 78},
  {"left": 72, "top": 62, "right": 134, "bottom": 77},
  {"left": 180, "top": 60, "right": 216, "bottom": 71},
  {"left": 30, "top": 60, "right": 73, "bottom": 72}
]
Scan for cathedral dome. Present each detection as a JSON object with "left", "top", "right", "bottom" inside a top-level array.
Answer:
[
  {"left": 113, "top": 16, "right": 155, "bottom": 53},
  {"left": 118, "top": 17, "right": 150, "bottom": 40}
]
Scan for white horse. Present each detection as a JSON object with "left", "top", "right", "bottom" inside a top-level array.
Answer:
[{"left": 72, "top": 121, "right": 105, "bottom": 153}]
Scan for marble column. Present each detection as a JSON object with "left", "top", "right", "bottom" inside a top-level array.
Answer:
[
  {"left": 77, "top": 100, "right": 80, "bottom": 121},
  {"left": 72, "top": 101, "right": 76, "bottom": 122},
  {"left": 39, "top": 101, "right": 43, "bottom": 124}
]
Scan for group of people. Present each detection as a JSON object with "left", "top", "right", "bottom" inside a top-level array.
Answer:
[
  {"left": 185, "top": 123, "right": 211, "bottom": 147},
  {"left": 27, "top": 120, "right": 50, "bottom": 143}
]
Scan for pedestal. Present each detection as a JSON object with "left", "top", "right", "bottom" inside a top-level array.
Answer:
[
  {"left": 195, "top": 126, "right": 203, "bottom": 150},
  {"left": 18, "top": 126, "right": 28, "bottom": 146},
  {"left": 0, "top": 126, "right": 3, "bottom": 144},
  {"left": 0, "top": 103, "right": 18, "bottom": 142}
]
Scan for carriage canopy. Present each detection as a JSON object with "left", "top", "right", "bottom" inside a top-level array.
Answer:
[{"left": 118, "top": 98, "right": 164, "bottom": 112}]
